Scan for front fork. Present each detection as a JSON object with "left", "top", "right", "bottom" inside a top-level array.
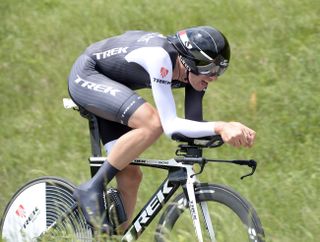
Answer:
[{"left": 184, "top": 166, "right": 216, "bottom": 242}]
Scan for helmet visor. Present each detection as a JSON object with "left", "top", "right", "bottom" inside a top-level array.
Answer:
[{"left": 195, "top": 59, "right": 228, "bottom": 77}]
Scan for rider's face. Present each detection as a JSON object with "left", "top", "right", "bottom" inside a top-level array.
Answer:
[{"left": 188, "top": 72, "right": 218, "bottom": 91}]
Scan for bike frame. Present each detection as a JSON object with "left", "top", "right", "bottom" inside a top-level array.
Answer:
[
  {"left": 62, "top": 98, "right": 256, "bottom": 242},
  {"left": 63, "top": 98, "right": 213, "bottom": 241},
  {"left": 90, "top": 156, "right": 212, "bottom": 242}
]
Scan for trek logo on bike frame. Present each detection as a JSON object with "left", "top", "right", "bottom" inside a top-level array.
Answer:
[
  {"left": 133, "top": 180, "right": 174, "bottom": 233},
  {"left": 74, "top": 75, "right": 121, "bottom": 97}
]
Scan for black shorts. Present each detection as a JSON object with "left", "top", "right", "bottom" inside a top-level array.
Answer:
[{"left": 68, "top": 54, "right": 146, "bottom": 144}]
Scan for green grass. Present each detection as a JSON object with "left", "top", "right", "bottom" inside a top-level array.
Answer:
[{"left": 0, "top": 0, "right": 319, "bottom": 241}]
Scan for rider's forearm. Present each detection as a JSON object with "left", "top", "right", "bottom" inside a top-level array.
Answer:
[{"left": 161, "top": 117, "right": 217, "bottom": 138}]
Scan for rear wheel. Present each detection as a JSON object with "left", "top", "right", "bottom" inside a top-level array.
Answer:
[
  {"left": 155, "top": 184, "right": 265, "bottom": 242},
  {"left": 0, "top": 176, "right": 92, "bottom": 241}
]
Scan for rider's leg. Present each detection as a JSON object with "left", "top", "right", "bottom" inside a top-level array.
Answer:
[
  {"left": 115, "top": 165, "right": 143, "bottom": 229},
  {"left": 102, "top": 124, "right": 144, "bottom": 230},
  {"left": 107, "top": 102, "right": 163, "bottom": 170},
  {"left": 73, "top": 102, "right": 162, "bottom": 228},
  {"left": 68, "top": 64, "right": 163, "bottom": 229},
  {"left": 93, "top": 102, "right": 161, "bottom": 182}
]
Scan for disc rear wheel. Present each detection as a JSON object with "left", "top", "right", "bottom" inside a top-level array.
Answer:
[{"left": 0, "top": 176, "right": 92, "bottom": 241}]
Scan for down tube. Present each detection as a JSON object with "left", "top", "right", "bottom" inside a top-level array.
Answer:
[{"left": 122, "top": 178, "right": 179, "bottom": 241}]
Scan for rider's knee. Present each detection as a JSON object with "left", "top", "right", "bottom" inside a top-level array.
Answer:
[
  {"left": 146, "top": 114, "right": 163, "bottom": 139},
  {"left": 131, "top": 104, "right": 163, "bottom": 139}
]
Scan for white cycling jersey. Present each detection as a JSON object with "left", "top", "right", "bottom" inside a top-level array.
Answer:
[{"left": 125, "top": 46, "right": 215, "bottom": 138}]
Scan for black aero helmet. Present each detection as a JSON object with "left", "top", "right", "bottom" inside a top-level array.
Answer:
[{"left": 167, "top": 26, "right": 230, "bottom": 76}]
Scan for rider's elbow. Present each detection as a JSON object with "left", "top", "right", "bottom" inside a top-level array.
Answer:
[
  {"left": 164, "top": 130, "right": 173, "bottom": 138},
  {"left": 162, "top": 124, "right": 174, "bottom": 138},
  {"left": 161, "top": 117, "right": 182, "bottom": 138}
]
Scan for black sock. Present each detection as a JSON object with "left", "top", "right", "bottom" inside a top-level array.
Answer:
[{"left": 79, "top": 160, "right": 119, "bottom": 191}]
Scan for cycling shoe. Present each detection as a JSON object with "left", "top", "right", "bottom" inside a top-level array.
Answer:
[{"left": 73, "top": 186, "right": 112, "bottom": 233}]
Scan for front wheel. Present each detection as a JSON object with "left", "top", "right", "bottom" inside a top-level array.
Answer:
[
  {"left": 0, "top": 176, "right": 93, "bottom": 241},
  {"left": 155, "top": 183, "right": 265, "bottom": 242}
]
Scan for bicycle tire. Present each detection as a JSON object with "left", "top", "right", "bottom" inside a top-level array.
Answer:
[
  {"left": 0, "top": 176, "right": 93, "bottom": 242},
  {"left": 155, "top": 183, "right": 265, "bottom": 242}
]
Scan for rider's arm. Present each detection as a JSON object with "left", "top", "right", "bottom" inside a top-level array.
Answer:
[
  {"left": 153, "top": 83, "right": 215, "bottom": 138},
  {"left": 125, "top": 47, "right": 216, "bottom": 138}
]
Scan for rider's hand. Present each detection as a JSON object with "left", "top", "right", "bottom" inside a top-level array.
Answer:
[{"left": 214, "top": 122, "right": 256, "bottom": 148}]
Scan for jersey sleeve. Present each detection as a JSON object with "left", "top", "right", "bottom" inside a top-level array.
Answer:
[{"left": 125, "top": 47, "right": 216, "bottom": 138}]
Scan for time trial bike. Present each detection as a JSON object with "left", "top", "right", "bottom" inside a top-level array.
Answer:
[{"left": 0, "top": 98, "right": 265, "bottom": 242}]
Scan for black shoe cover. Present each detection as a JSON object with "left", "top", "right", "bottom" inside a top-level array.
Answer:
[{"left": 73, "top": 186, "right": 112, "bottom": 233}]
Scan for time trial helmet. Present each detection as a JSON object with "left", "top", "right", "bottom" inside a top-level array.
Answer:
[{"left": 167, "top": 26, "right": 230, "bottom": 76}]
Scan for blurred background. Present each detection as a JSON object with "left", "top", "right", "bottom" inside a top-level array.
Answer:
[{"left": 0, "top": 0, "right": 319, "bottom": 241}]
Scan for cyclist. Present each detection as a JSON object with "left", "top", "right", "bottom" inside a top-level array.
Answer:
[{"left": 68, "top": 26, "right": 256, "bottom": 232}]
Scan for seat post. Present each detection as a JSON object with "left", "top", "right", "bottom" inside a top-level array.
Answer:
[
  {"left": 88, "top": 115, "right": 102, "bottom": 157},
  {"left": 63, "top": 98, "right": 104, "bottom": 177}
]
